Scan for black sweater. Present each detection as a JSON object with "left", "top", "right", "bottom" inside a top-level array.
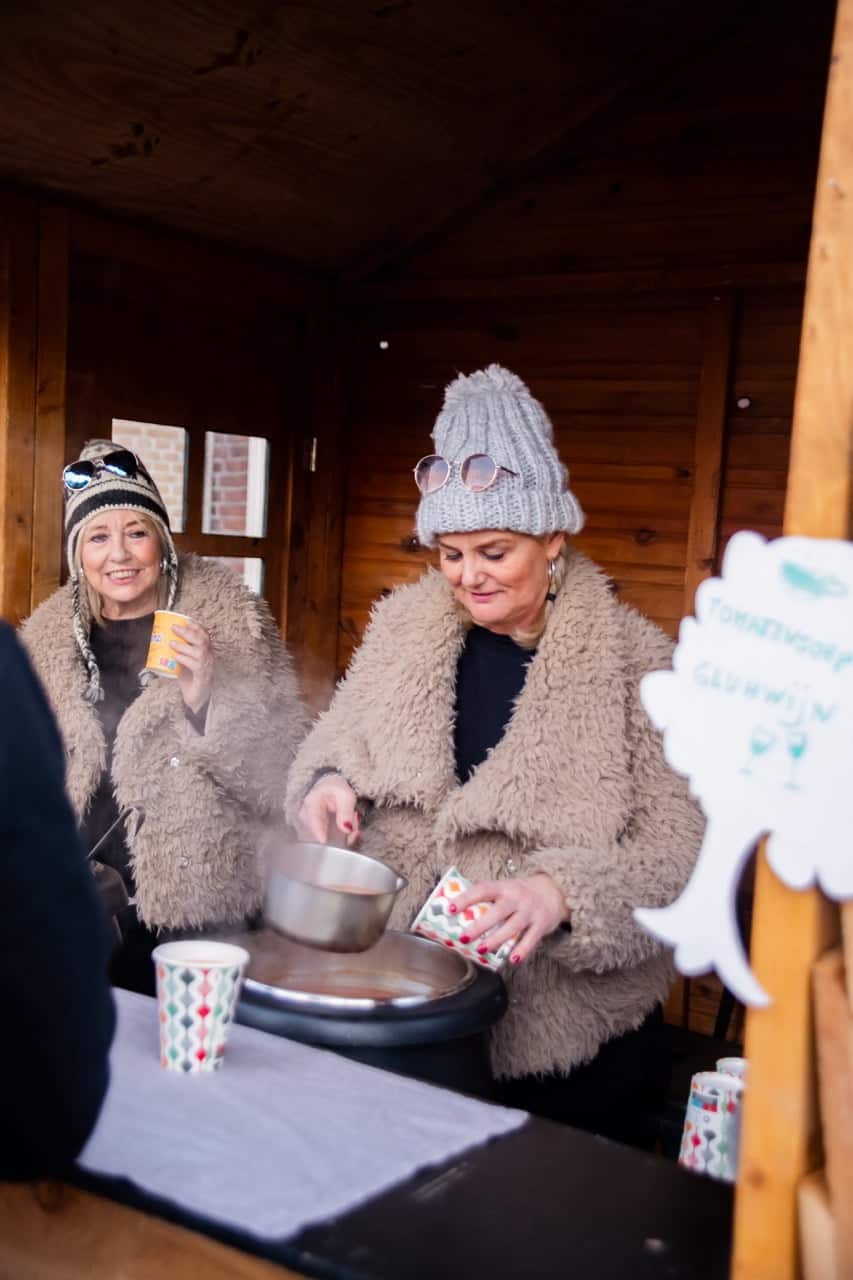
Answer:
[
  {"left": 0, "top": 623, "right": 115, "bottom": 1180},
  {"left": 454, "top": 624, "right": 535, "bottom": 782}
]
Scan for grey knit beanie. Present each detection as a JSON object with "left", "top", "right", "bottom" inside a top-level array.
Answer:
[
  {"left": 64, "top": 439, "right": 179, "bottom": 702},
  {"left": 415, "top": 365, "right": 584, "bottom": 547}
]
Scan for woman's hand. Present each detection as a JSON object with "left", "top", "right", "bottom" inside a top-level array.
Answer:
[
  {"left": 171, "top": 621, "right": 215, "bottom": 715},
  {"left": 298, "top": 775, "right": 361, "bottom": 848},
  {"left": 450, "top": 874, "right": 570, "bottom": 965}
]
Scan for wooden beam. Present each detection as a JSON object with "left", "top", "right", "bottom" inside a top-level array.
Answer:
[
  {"left": 0, "top": 1181, "right": 305, "bottom": 1279},
  {"left": 684, "top": 290, "right": 737, "bottom": 613},
  {"left": 30, "top": 203, "right": 69, "bottom": 610},
  {"left": 341, "top": 263, "right": 806, "bottom": 305},
  {"left": 732, "top": 0, "right": 853, "bottom": 1272},
  {"left": 812, "top": 949, "right": 853, "bottom": 1278},
  {"left": 172, "top": 533, "right": 269, "bottom": 560},
  {"left": 734, "top": 857, "right": 838, "bottom": 1280},
  {"left": 798, "top": 1171, "right": 838, "bottom": 1280}
]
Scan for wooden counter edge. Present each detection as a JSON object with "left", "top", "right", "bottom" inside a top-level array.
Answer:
[{"left": 0, "top": 1180, "right": 308, "bottom": 1280}]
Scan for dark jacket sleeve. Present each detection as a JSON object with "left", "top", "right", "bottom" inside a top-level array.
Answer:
[{"left": 0, "top": 624, "right": 115, "bottom": 1181}]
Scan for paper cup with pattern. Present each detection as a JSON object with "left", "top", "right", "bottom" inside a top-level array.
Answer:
[
  {"left": 410, "top": 866, "right": 516, "bottom": 972},
  {"left": 152, "top": 940, "right": 249, "bottom": 1074},
  {"left": 145, "top": 610, "right": 193, "bottom": 679},
  {"left": 678, "top": 1070, "right": 745, "bottom": 1182}
]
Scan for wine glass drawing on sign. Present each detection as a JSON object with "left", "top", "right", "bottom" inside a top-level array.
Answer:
[
  {"left": 785, "top": 729, "right": 808, "bottom": 790},
  {"left": 741, "top": 724, "right": 776, "bottom": 776}
]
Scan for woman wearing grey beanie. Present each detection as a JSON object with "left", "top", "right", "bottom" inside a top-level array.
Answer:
[{"left": 286, "top": 365, "right": 703, "bottom": 1149}]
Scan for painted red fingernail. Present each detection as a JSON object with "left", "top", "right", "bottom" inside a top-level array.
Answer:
[
  {"left": 477, "top": 946, "right": 488, "bottom": 956},
  {"left": 448, "top": 904, "right": 458, "bottom": 914},
  {"left": 342, "top": 822, "right": 353, "bottom": 831},
  {"left": 459, "top": 934, "right": 471, "bottom": 944},
  {"left": 511, "top": 953, "right": 522, "bottom": 965}
]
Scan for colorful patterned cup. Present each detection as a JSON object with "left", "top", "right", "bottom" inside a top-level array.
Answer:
[
  {"left": 145, "top": 610, "right": 193, "bottom": 679},
  {"left": 152, "top": 940, "right": 250, "bottom": 1074},
  {"left": 410, "top": 866, "right": 516, "bottom": 972},
  {"left": 678, "top": 1070, "right": 745, "bottom": 1182}
]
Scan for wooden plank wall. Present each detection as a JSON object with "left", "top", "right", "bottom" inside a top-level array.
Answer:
[
  {"left": 0, "top": 187, "right": 351, "bottom": 706},
  {"left": 338, "top": 293, "right": 705, "bottom": 670},
  {"left": 63, "top": 216, "right": 319, "bottom": 633},
  {"left": 0, "top": 192, "right": 68, "bottom": 624},
  {"left": 337, "top": 289, "right": 803, "bottom": 675}
]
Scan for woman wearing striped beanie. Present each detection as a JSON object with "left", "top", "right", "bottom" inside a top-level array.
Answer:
[{"left": 22, "top": 441, "right": 307, "bottom": 994}]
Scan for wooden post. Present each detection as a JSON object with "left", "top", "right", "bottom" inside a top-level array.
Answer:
[
  {"left": 683, "top": 289, "right": 737, "bottom": 614},
  {"left": 284, "top": 305, "right": 349, "bottom": 711},
  {"left": 732, "top": 0, "right": 853, "bottom": 1274},
  {"left": 0, "top": 194, "right": 39, "bottom": 625},
  {"left": 30, "top": 204, "right": 69, "bottom": 609}
]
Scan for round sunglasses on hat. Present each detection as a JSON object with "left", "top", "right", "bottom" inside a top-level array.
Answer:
[
  {"left": 413, "top": 453, "right": 519, "bottom": 495},
  {"left": 62, "top": 449, "right": 145, "bottom": 493}
]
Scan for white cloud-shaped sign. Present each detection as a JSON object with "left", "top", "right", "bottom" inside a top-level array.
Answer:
[{"left": 635, "top": 531, "right": 853, "bottom": 1006}]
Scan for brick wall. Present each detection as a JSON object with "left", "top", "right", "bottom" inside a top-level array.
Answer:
[
  {"left": 112, "top": 419, "right": 187, "bottom": 531},
  {"left": 111, "top": 421, "right": 265, "bottom": 589},
  {"left": 204, "top": 432, "right": 250, "bottom": 535}
]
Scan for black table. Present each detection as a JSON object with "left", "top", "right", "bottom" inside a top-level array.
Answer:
[{"left": 75, "top": 1114, "right": 732, "bottom": 1280}]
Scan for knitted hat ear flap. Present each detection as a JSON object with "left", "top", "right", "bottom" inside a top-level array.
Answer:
[
  {"left": 165, "top": 552, "right": 179, "bottom": 611},
  {"left": 70, "top": 572, "right": 103, "bottom": 704}
]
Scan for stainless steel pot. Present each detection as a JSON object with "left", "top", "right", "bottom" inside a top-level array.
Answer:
[
  {"left": 232, "top": 928, "right": 508, "bottom": 1097},
  {"left": 241, "top": 928, "right": 476, "bottom": 1010},
  {"left": 263, "top": 839, "right": 407, "bottom": 952}
]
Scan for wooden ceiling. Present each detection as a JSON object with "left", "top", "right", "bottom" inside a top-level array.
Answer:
[{"left": 1, "top": 0, "right": 751, "bottom": 275}]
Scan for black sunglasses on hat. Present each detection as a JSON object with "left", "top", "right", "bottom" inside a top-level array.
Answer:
[{"left": 62, "top": 449, "right": 146, "bottom": 493}]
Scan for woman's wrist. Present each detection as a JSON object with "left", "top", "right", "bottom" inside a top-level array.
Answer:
[{"left": 528, "top": 872, "right": 572, "bottom": 931}]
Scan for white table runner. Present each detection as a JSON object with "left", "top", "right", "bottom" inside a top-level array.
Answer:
[{"left": 81, "top": 989, "right": 527, "bottom": 1241}]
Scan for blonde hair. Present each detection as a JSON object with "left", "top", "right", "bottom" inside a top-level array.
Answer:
[
  {"left": 74, "top": 512, "right": 169, "bottom": 625},
  {"left": 453, "top": 536, "right": 570, "bottom": 649}
]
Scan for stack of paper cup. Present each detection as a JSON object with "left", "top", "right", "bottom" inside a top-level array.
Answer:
[
  {"left": 152, "top": 939, "right": 250, "bottom": 1074},
  {"left": 678, "top": 1069, "right": 746, "bottom": 1182},
  {"left": 716, "top": 1056, "right": 748, "bottom": 1081}
]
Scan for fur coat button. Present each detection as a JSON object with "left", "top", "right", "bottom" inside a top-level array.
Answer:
[
  {"left": 506, "top": 858, "right": 518, "bottom": 873},
  {"left": 178, "top": 856, "right": 190, "bottom": 869},
  {"left": 169, "top": 756, "right": 181, "bottom": 768}
]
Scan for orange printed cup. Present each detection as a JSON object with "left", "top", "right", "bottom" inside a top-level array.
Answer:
[{"left": 146, "top": 610, "right": 192, "bottom": 679}]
